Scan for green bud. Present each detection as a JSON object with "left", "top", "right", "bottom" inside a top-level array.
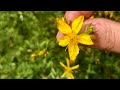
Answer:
[
  {"left": 85, "top": 23, "right": 95, "bottom": 34},
  {"left": 90, "top": 35, "right": 96, "bottom": 40}
]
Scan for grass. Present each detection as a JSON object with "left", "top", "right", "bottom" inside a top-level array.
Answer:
[{"left": 0, "top": 11, "right": 120, "bottom": 79}]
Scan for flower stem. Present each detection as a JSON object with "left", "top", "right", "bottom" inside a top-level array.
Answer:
[{"left": 85, "top": 51, "right": 94, "bottom": 79}]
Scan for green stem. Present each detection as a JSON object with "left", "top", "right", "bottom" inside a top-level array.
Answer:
[{"left": 85, "top": 51, "right": 94, "bottom": 79}]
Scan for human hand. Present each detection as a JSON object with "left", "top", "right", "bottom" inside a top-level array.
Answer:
[{"left": 56, "top": 11, "right": 120, "bottom": 53}]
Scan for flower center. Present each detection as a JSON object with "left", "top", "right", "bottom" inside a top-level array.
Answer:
[
  {"left": 68, "top": 33, "right": 78, "bottom": 44},
  {"left": 68, "top": 33, "right": 76, "bottom": 40},
  {"left": 67, "top": 67, "right": 72, "bottom": 72}
]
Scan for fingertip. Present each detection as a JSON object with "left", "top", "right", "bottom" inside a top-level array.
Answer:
[
  {"left": 64, "top": 11, "right": 95, "bottom": 23},
  {"left": 56, "top": 31, "right": 65, "bottom": 41},
  {"left": 64, "top": 11, "right": 81, "bottom": 23}
]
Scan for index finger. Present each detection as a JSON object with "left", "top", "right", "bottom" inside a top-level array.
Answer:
[{"left": 64, "top": 11, "right": 95, "bottom": 23}]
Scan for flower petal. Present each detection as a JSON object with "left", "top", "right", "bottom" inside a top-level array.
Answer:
[
  {"left": 68, "top": 41, "right": 79, "bottom": 61},
  {"left": 61, "top": 71, "right": 68, "bottom": 78},
  {"left": 77, "top": 34, "right": 94, "bottom": 45},
  {"left": 71, "top": 65, "right": 79, "bottom": 70},
  {"left": 58, "top": 36, "right": 70, "bottom": 47},
  {"left": 90, "top": 15, "right": 94, "bottom": 19},
  {"left": 31, "top": 53, "right": 37, "bottom": 60},
  {"left": 56, "top": 17, "right": 72, "bottom": 34},
  {"left": 38, "top": 49, "right": 47, "bottom": 56},
  {"left": 72, "top": 16, "right": 84, "bottom": 34},
  {"left": 66, "top": 58, "right": 70, "bottom": 67},
  {"left": 67, "top": 73, "right": 74, "bottom": 79},
  {"left": 60, "top": 62, "right": 67, "bottom": 69},
  {"left": 104, "top": 11, "right": 109, "bottom": 16}
]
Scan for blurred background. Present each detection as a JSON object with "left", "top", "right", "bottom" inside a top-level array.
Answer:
[{"left": 0, "top": 11, "right": 120, "bottom": 79}]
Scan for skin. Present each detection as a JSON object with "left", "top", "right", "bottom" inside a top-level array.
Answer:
[{"left": 56, "top": 11, "right": 120, "bottom": 53}]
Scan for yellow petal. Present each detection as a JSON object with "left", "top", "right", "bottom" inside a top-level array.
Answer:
[
  {"left": 61, "top": 71, "right": 68, "bottom": 78},
  {"left": 31, "top": 53, "right": 37, "bottom": 60},
  {"left": 77, "top": 34, "right": 94, "bottom": 45},
  {"left": 58, "top": 36, "right": 70, "bottom": 47},
  {"left": 68, "top": 41, "right": 79, "bottom": 61},
  {"left": 90, "top": 15, "right": 94, "bottom": 19},
  {"left": 104, "top": 11, "right": 109, "bottom": 16},
  {"left": 71, "top": 65, "right": 79, "bottom": 70},
  {"left": 109, "top": 11, "right": 114, "bottom": 18},
  {"left": 60, "top": 62, "right": 67, "bottom": 69},
  {"left": 67, "top": 73, "right": 74, "bottom": 79},
  {"left": 38, "top": 49, "right": 47, "bottom": 56},
  {"left": 72, "top": 16, "right": 84, "bottom": 34},
  {"left": 56, "top": 17, "right": 72, "bottom": 34},
  {"left": 66, "top": 58, "right": 70, "bottom": 67}
]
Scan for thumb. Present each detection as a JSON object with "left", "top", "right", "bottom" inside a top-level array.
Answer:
[{"left": 83, "top": 18, "right": 120, "bottom": 53}]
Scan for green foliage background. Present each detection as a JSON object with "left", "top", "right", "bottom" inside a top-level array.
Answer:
[{"left": 0, "top": 11, "right": 120, "bottom": 79}]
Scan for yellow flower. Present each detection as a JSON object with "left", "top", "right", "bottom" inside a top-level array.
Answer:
[
  {"left": 56, "top": 16, "right": 94, "bottom": 61},
  {"left": 90, "top": 15, "right": 94, "bottom": 19},
  {"left": 60, "top": 58, "right": 79, "bottom": 79},
  {"left": 31, "top": 53, "right": 37, "bottom": 60},
  {"left": 31, "top": 49, "right": 48, "bottom": 60},
  {"left": 104, "top": 11, "right": 109, "bottom": 16},
  {"left": 98, "top": 11, "right": 114, "bottom": 19},
  {"left": 104, "top": 11, "right": 114, "bottom": 18},
  {"left": 37, "top": 49, "right": 48, "bottom": 56}
]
